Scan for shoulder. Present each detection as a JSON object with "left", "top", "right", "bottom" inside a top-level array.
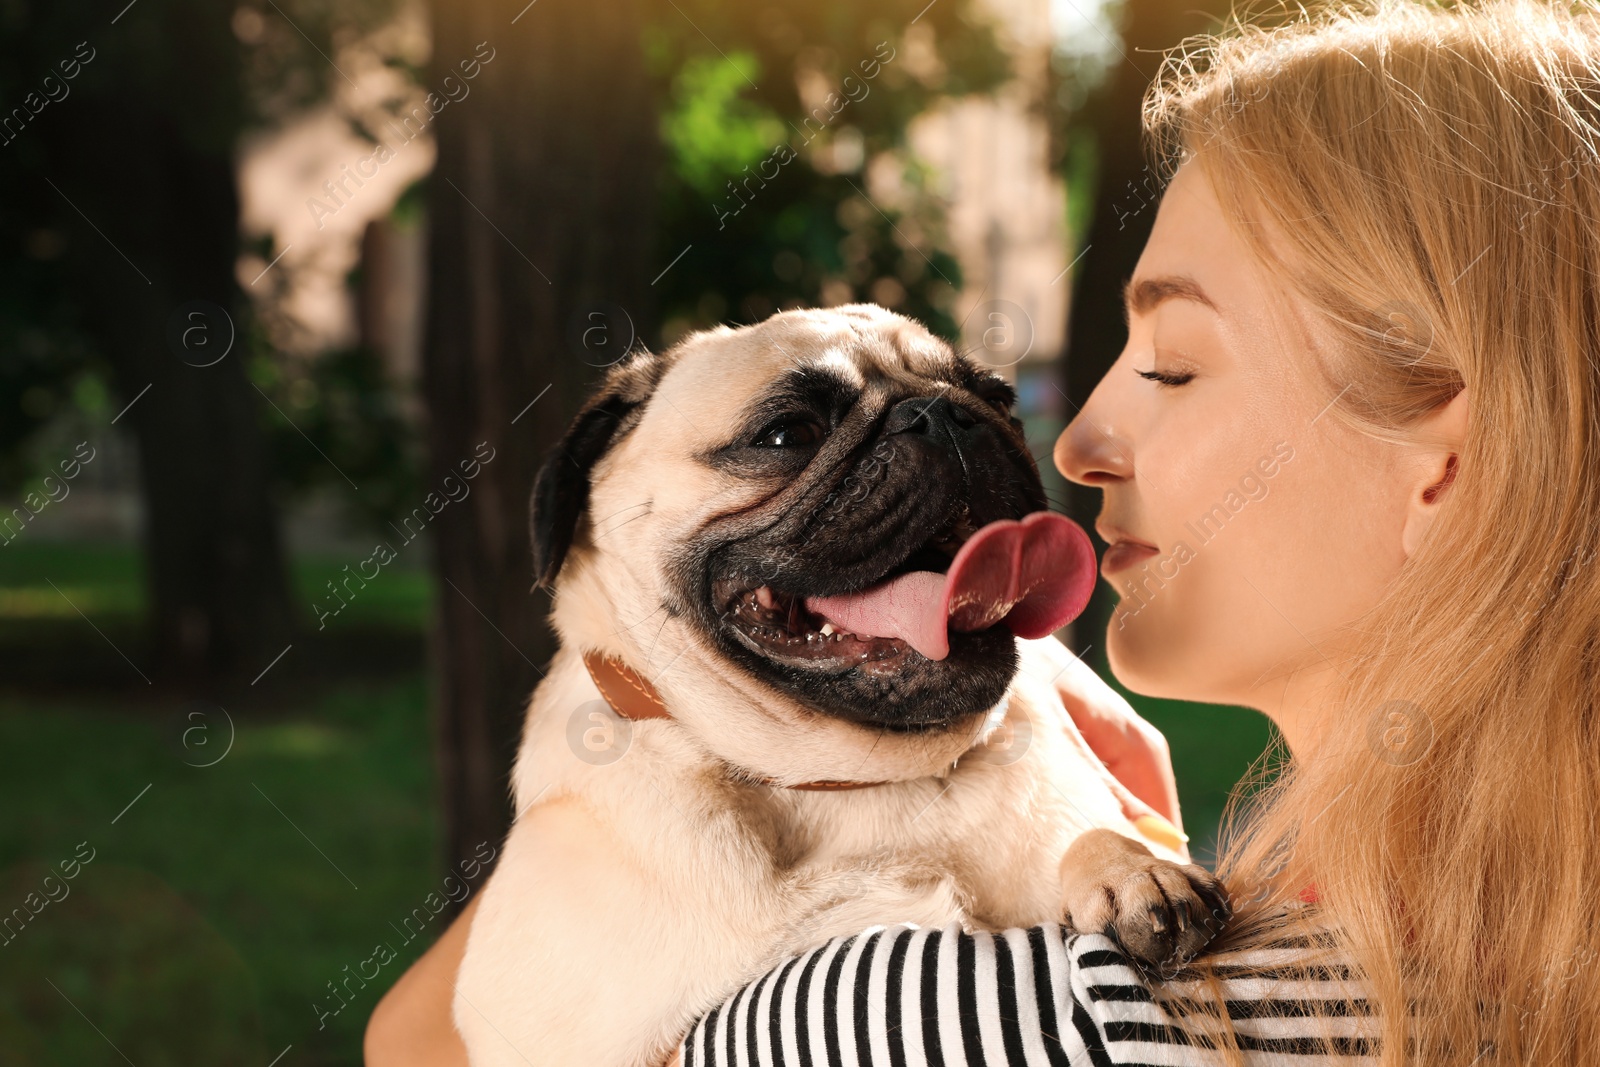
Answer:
[{"left": 1064, "top": 904, "right": 1380, "bottom": 1064}]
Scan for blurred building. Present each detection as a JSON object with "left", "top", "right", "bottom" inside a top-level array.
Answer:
[
  {"left": 907, "top": 0, "right": 1070, "bottom": 380},
  {"left": 235, "top": 1, "right": 432, "bottom": 385}
]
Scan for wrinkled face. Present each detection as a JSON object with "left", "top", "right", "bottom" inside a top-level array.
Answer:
[{"left": 574, "top": 305, "right": 1048, "bottom": 730}]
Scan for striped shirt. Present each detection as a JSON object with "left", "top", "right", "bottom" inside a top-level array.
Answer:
[{"left": 678, "top": 912, "right": 1378, "bottom": 1066}]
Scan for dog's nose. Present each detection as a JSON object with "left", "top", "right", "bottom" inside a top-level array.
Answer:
[{"left": 884, "top": 395, "right": 979, "bottom": 437}]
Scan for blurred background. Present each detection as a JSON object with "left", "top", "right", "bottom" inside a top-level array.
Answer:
[{"left": 0, "top": 0, "right": 1279, "bottom": 1061}]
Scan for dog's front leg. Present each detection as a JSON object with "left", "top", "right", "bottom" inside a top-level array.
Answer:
[{"left": 1059, "top": 828, "right": 1232, "bottom": 971}]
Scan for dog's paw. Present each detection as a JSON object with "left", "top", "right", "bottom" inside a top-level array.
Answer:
[{"left": 1059, "top": 828, "right": 1232, "bottom": 973}]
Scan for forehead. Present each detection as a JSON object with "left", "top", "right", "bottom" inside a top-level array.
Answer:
[
  {"left": 1138, "top": 161, "right": 1324, "bottom": 372},
  {"left": 1137, "top": 163, "right": 1247, "bottom": 309},
  {"left": 651, "top": 307, "right": 969, "bottom": 432}
]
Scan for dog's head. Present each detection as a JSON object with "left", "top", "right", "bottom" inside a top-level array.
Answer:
[{"left": 534, "top": 304, "right": 1089, "bottom": 780}]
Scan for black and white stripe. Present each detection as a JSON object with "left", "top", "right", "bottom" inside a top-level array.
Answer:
[{"left": 681, "top": 918, "right": 1378, "bottom": 1066}]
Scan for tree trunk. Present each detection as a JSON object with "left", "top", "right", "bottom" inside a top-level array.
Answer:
[
  {"left": 423, "top": 0, "right": 660, "bottom": 878},
  {"left": 1061, "top": 0, "right": 1233, "bottom": 658},
  {"left": 41, "top": 1, "right": 293, "bottom": 689}
]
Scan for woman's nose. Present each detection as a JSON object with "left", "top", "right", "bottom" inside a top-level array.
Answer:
[{"left": 1054, "top": 406, "right": 1135, "bottom": 486}]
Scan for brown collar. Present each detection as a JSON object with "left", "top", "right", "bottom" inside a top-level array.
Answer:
[{"left": 581, "top": 651, "right": 887, "bottom": 791}]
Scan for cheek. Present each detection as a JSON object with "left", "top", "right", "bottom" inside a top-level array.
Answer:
[
  {"left": 1107, "top": 430, "right": 1408, "bottom": 701},
  {"left": 588, "top": 439, "right": 736, "bottom": 569},
  {"left": 1243, "top": 435, "right": 1410, "bottom": 630},
  {"left": 1104, "top": 481, "right": 1288, "bottom": 702}
]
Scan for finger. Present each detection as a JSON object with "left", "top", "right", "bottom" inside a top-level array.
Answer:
[
  {"left": 1091, "top": 720, "right": 1181, "bottom": 827},
  {"left": 1123, "top": 733, "right": 1183, "bottom": 823},
  {"left": 1063, "top": 714, "right": 1160, "bottom": 825},
  {"left": 1132, "top": 815, "right": 1192, "bottom": 864},
  {"left": 1107, "top": 754, "right": 1183, "bottom": 830},
  {"left": 1050, "top": 653, "right": 1120, "bottom": 735},
  {"left": 1045, "top": 645, "right": 1135, "bottom": 741},
  {"left": 1050, "top": 662, "right": 1184, "bottom": 826},
  {"left": 1041, "top": 645, "right": 1188, "bottom": 848}
]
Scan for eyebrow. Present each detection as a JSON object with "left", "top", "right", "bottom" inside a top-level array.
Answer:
[
  {"left": 1121, "top": 274, "right": 1221, "bottom": 323},
  {"left": 741, "top": 364, "right": 861, "bottom": 426}
]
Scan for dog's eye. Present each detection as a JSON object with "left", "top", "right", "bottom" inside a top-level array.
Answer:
[
  {"left": 977, "top": 389, "right": 1015, "bottom": 417},
  {"left": 753, "top": 418, "right": 825, "bottom": 448},
  {"left": 974, "top": 377, "right": 1017, "bottom": 418}
]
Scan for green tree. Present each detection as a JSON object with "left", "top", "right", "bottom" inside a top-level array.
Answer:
[
  {"left": 0, "top": 0, "right": 406, "bottom": 687},
  {"left": 4, "top": 0, "right": 291, "bottom": 687},
  {"left": 650, "top": 7, "right": 1009, "bottom": 337}
]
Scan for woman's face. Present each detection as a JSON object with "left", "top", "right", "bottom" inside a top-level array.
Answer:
[{"left": 1053, "top": 160, "right": 1424, "bottom": 728}]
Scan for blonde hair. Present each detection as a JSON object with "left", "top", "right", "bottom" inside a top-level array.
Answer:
[{"left": 1138, "top": 0, "right": 1600, "bottom": 1062}]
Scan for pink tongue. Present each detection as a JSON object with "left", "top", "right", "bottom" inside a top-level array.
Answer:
[{"left": 802, "top": 511, "right": 1097, "bottom": 661}]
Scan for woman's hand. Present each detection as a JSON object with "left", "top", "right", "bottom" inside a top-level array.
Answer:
[
  {"left": 1027, "top": 637, "right": 1188, "bottom": 859},
  {"left": 363, "top": 892, "right": 479, "bottom": 1066}
]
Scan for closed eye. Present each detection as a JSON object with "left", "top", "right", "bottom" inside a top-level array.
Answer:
[{"left": 1135, "top": 368, "right": 1195, "bottom": 388}]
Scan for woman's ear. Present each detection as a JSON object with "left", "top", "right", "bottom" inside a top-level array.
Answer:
[{"left": 1401, "top": 387, "right": 1469, "bottom": 559}]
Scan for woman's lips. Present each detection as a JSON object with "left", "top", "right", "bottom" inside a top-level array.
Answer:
[{"left": 1101, "top": 540, "right": 1159, "bottom": 576}]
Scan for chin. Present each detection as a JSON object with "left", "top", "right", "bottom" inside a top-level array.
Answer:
[
  {"left": 1106, "top": 614, "right": 1154, "bottom": 682},
  {"left": 1105, "top": 614, "right": 1193, "bottom": 703}
]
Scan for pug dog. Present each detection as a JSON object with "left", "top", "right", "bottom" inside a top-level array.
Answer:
[{"left": 453, "top": 304, "right": 1230, "bottom": 1067}]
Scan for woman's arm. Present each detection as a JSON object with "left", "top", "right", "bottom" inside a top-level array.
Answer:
[
  {"left": 672, "top": 917, "right": 1377, "bottom": 1066},
  {"left": 363, "top": 893, "right": 478, "bottom": 1067},
  {"left": 674, "top": 922, "right": 1104, "bottom": 1067}
]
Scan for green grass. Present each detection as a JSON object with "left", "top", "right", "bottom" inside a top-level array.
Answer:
[
  {"left": 294, "top": 547, "right": 434, "bottom": 632},
  {"left": 0, "top": 540, "right": 443, "bottom": 1067},
  {"left": 0, "top": 679, "right": 446, "bottom": 1067},
  {"left": 0, "top": 539, "right": 432, "bottom": 631},
  {"left": 0, "top": 540, "right": 146, "bottom": 619}
]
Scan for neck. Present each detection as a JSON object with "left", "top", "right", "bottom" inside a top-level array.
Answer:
[{"left": 1243, "top": 658, "right": 1345, "bottom": 761}]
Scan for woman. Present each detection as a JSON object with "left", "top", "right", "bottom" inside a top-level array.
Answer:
[{"left": 368, "top": 0, "right": 1600, "bottom": 1062}]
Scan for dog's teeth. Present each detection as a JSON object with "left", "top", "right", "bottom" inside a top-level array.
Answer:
[{"left": 819, "top": 622, "right": 836, "bottom": 636}]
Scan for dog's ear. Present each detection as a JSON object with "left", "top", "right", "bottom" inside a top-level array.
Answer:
[{"left": 530, "top": 351, "right": 663, "bottom": 589}]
